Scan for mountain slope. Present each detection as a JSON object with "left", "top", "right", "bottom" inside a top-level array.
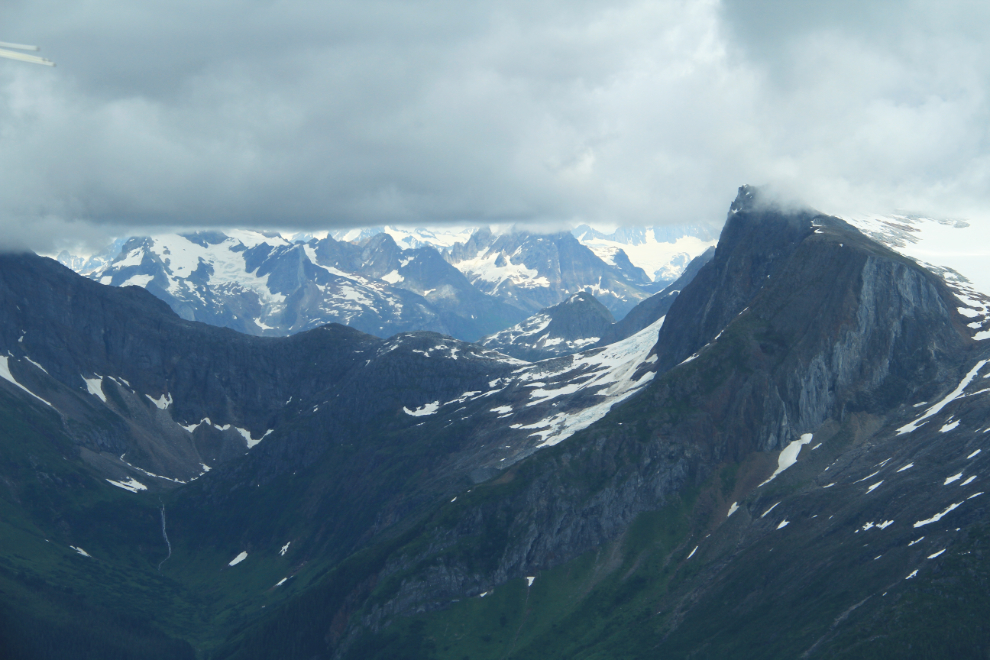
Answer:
[
  {"left": 209, "top": 187, "right": 987, "bottom": 660},
  {"left": 4, "top": 186, "right": 989, "bottom": 660},
  {"left": 0, "top": 249, "right": 671, "bottom": 656},
  {"left": 478, "top": 292, "right": 615, "bottom": 361}
]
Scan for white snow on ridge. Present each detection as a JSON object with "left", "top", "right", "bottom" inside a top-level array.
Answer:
[
  {"left": 382, "top": 225, "right": 478, "bottom": 251},
  {"left": 842, "top": 214, "right": 990, "bottom": 298},
  {"left": 0, "top": 356, "right": 54, "bottom": 408},
  {"left": 898, "top": 361, "right": 987, "bottom": 435},
  {"left": 455, "top": 250, "right": 549, "bottom": 290},
  {"left": 228, "top": 551, "right": 248, "bottom": 566},
  {"left": 23, "top": 357, "right": 48, "bottom": 374},
  {"left": 507, "top": 315, "right": 665, "bottom": 447},
  {"left": 94, "top": 233, "right": 291, "bottom": 311}
]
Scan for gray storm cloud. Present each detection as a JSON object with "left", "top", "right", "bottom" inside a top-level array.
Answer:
[{"left": 1, "top": 0, "right": 988, "bottom": 253}]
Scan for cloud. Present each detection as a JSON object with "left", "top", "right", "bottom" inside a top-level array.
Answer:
[{"left": 1, "top": 0, "right": 988, "bottom": 253}]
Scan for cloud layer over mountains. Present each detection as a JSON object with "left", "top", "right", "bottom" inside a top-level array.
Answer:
[{"left": 2, "top": 0, "right": 988, "bottom": 252}]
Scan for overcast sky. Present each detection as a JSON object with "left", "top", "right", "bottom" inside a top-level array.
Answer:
[{"left": 2, "top": 0, "right": 988, "bottom": 253}]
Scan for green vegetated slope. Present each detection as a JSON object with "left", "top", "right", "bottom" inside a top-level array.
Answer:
[
  {"left": 0, "top": 393, "right": 195, "bottom": 658},
  {"left": 0, "top": 387, "right": 367, "bottom": 657},
  {"left": 0, "top": 376, "right": 509, "bottom": 658},
  {"left": 335, "top": 416, "right": 990, "bottom": 660}
]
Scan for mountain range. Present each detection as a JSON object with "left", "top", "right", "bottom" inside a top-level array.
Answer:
[
  {"left": 56, "top": 224, "right": 717, "bottom": 342},
  {"left": 4, "top": 186, "right": 990, "bottom": 659}
]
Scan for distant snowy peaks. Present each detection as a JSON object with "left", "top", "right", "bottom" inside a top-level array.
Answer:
[
  {"left": 574, "top": 225, "right": 716, "bottom": 287},
  {"left": 331, "top": 225, "right": 478, "bottom": 251},
  {"left": 61, "top": 223, "right": 716, "bottom": 342}
]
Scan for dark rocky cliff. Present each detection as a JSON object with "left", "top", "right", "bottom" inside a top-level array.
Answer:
[{"left": 301, "top": 186, "right": 978, "bottom": 657}]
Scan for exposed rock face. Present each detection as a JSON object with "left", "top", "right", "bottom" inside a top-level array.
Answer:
[
  {"left": 479, "top": 292, "right": 615, "bottom": 361},
  {"left": 328, "top": 186, "right": 974, "bottom": 655}
]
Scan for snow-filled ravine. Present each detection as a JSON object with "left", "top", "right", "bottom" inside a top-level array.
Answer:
[{"left": 422, "top": 315, "right": 665, "bottom": 450}]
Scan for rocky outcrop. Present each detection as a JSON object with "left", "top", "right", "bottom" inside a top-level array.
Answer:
[{"left": 330, "top": 187, "right": 974, "bottom": 655}]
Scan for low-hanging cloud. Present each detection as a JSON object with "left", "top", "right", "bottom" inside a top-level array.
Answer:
[{"left": 2, "top": 0, "right": 988, "bottom": 253}]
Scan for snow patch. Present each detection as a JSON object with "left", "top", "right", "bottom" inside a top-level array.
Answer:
[
  {"left": 280, "top": 542, "right": 290, "bottom": 556},
  {"left": 927, "top": 549, "right": 946, "bottom": 559},
  {"left": 70, "top": 546, "right": 92, "bottom": 558},
  {"left": 146, "top": 392, "right": 173, "bottom": 410},
  {"left": 83, "top": 375, "right": 107, "bottom": 403},
  {"left": 760, "top": 433, "right": 814, "bottom": 486},
  {"left": 914, "top": 502, "right": 963, "bottom": 528},
  {"left": 687, "top": 545, "right": 698, "bottom": 559},
  {"left": 228, "top": 551, "right": 248, "bottom": 566},
  {"left": 777, "top": 519, "right": 790, "bottom": 529},
  {"left": 0, "top": 357, "right": 54, "bottom": 408},
  {"left": 380, "top": 270, "right": 403, "bottom": 284},
  {"left": 727, "top": 502, "right": 739, "bottom": 517},
  {"left": 23, "top": 357, "right": 48, "bottom": 374},
  {"left": 236, "top": 427, "right": 273, "bottom": 449},
  {"left": 121, "top": 273, "right": 154, "bottom": 288},
  {"left": 404, "top": 401, "right": 439, "bottom": 416},
  {"left": 897, "top": 361, "right": 987, "bottom": 434},
  {"left": 106, "top": 477, "right": 147, "bottom": 493},
  {"left": 944, "top": 473, "right": 963, "bottom": 485}
]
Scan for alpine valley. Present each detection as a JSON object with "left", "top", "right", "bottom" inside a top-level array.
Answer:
[{"left": 4, "top": 186, "right": 990, "bottom": 660}]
